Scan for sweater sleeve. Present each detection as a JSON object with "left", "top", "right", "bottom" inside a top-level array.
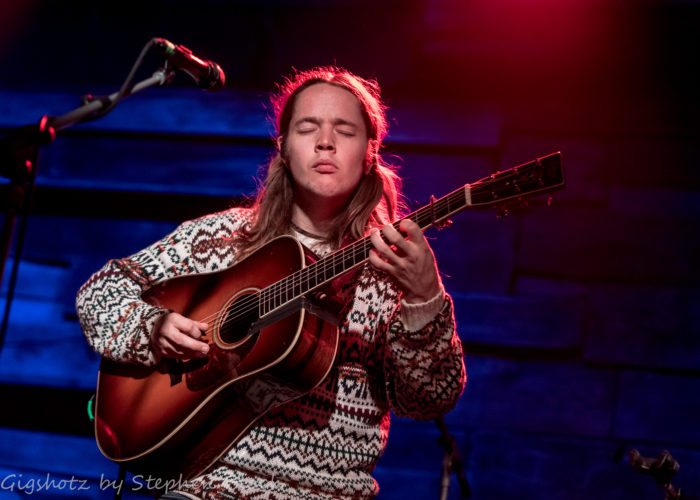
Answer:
[
  {"left": 75, "top": 208, "right": 251, "bottom": 366},
  {"left": 381, "top": 279, "right": 466, "bottom": 420}
]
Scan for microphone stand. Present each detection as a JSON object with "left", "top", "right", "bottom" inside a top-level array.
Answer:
[
  {"left": 435, "top": 416, "right": 471, "bottom": 499},
  {"left": 0, "top": 38, "right": 173, "bottom": 354},
  {"left": 48, "top": 71, "right": 171, "bottom": 132},
  {"left": 0, "top": 119, "right": 52, "bottom": 352}
]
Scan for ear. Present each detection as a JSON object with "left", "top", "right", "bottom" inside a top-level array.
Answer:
[
  {"left": 364, "top": 139, "right": 378, "bottom": 174},
  {"left": 277, "top": 135, "right": 288, "bottom": 165}
]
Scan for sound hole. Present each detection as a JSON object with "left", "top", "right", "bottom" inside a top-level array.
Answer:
[{"left": 218, "top": 292, "right": 260, "bottom": 346}]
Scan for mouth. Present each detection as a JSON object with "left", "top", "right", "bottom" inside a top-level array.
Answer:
[{"left": 313, "top": 161, "right": 338, "bottom": 173}]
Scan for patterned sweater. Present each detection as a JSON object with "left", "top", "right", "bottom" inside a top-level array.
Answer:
[{"left": 76, "top": 208, "right": 466, "bottom": 500}]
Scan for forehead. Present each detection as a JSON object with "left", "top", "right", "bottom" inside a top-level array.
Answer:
[{"left": 291, "top": 83, "right": 366, "bottom": 126}]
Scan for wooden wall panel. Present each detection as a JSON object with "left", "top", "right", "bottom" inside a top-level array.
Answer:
[
  {"left": 453, "top": 292, "right": 584, "bottom": 349},
  {"left": 583, "top": 284, "right": 700, "bottom": 372},
  {"left": 445, "top": 356, "right": 618, "bottom": 437},
  {"left": 613, "top": 371, "right": 700, "bottom": 446},
  {"left": 515, "top": 206, "right": 700, "bottom": 285},
  {"left": 37, "top": 134, "right": 266, "bottom": 197}
]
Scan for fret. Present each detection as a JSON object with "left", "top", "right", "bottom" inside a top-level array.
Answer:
[
  {"left": 293, "top": 273, "right": 300, "bottom": 297},
  {"left": 334, "top": 252, "right": 343, "bottom": 274},
  {"left": 259, "top": 287, "right": 266, "bottom": 316},
  {"left": 309, "top": 262, "right": 317, "bottom": 286},
  {"left": 272, "top": 280, "right": 279, "bottom": 310},
  {"left": 277, "top": 279, "right": 284, "bottom": 308},
  {"left": 300, "top": 267, "right": 308, "bottom": 293},
  {"left": 345, "top": 248, "right": 354, "bottom": 267},
  {"left": 322, "top": 257, "right": 331, "bottom": 281},
  {"left": 279, "top": 278, "right": 285, "bottom": 308},
  {"left": 310, "top": 265, "right": 317, "bottom": 288}
]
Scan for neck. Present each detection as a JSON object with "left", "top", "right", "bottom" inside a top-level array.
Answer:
[{"left": 291, "top": 202, "right": 339, "bottom": 238}]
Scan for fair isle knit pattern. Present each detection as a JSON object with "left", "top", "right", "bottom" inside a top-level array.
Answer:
[{"left": 76, "top": 207, "right": 466, "bottom": 500}]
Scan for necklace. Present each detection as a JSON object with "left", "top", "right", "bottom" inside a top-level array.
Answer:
[{"left": 291, "top": 222, "right": 326, "bottom": 240}]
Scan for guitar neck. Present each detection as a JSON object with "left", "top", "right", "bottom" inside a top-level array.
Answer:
[
  {"left": 259, "top": 151, "right": 564, "bottom": 316},
  {"left": 258, "top": 186, "right": 471, "bottom": 316}
]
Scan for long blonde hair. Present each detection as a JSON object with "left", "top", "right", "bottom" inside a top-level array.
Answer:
[{"left": 239, "top": 67, "right": 404, "bottom": 255}]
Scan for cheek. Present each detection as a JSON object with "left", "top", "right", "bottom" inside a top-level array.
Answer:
[
  {"left": 285, "top": 141, "right": 308, "bottom": 172},
  {"left": 288, "top": 162, "right": 307, "bottom": 186},
  {"left": 355, "top": 145, "right": 372, "bottom": 175},
  {"left": 346, "top": 158, "right": 366, "bottom": 190}
]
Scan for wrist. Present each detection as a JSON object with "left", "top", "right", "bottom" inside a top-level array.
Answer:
[
  {"left": 403, "top": 283, "right": 442, "bottom": 304},
  {"left": 399, "top": 285, "right": 446, "bottom": 332}
]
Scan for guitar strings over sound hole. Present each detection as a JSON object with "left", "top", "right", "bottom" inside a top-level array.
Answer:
[{"left": 216, "top": 291, "right": 260, "bottom": 347}]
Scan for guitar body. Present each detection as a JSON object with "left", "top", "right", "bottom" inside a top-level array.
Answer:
[{"left": 94, "top": 235, "right": 340, "bottom": 479}]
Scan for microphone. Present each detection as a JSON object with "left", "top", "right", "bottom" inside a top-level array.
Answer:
[{"left": 154, "top": 38, "right": 226, "bottom": 91}]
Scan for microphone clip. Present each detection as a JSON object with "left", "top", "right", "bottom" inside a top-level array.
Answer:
[{"left": 153, "top": 38, "right": 225, "bottom": 92}]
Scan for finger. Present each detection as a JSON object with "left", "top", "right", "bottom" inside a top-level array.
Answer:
[
  {"left": 185, "top": 321, "right": 207, "bottom": 340},
  {"left": 368, "top": 247, "right": 394, "bottom": 272},
  {"left": 399, "top": 219, "right": 437, "bottom": 264},
  {"left": 176, "top": 332, "right": 210, "bottom": 356},
  {"left": 158, "top": 315, "right": 209, "bottom": 356},
  {"left": 370, "top": 228, "right": 396, "bottom": 261},
  {"left": 380, "top": 224, "right": 412, "bottom": 255},
  {"left": 170, "top": 314, "right": 208, "bottom": 340},
  {"left": 167, "top": 332, "right": 210, "bottom": 358},
  {"left": 152, "top": 335, "right": 184, "bottom": 360},
  {"left": 398, "top": 219, "right": 426, "bottom": 243},
  {"left": 160, "top": 337, "right": 186, "bottom": 358}
]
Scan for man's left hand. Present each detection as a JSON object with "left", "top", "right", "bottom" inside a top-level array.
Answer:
[{"left": 368, "top": 219, "right": 442, "bottom": 303}]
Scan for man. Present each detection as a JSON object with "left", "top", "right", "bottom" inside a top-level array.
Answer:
[{"left": 77, "top": 66, "right": 466, "bottom": 499}]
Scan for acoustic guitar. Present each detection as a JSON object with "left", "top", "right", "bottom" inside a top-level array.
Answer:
[{"left": 94, "top": 151, "right": 565, "bottom": 479}]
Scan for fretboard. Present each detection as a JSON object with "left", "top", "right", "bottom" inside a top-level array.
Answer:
[{"left": 259, "top": 185, "right": 472, "bottom": 316}]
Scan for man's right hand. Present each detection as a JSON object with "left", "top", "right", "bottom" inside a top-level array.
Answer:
[{"left": 150, "top": 312, "right": 209, "bottom": 361}]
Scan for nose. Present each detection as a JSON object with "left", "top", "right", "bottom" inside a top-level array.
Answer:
[{"left": 315, "top": 127, "right": 335, "bottom": 152}]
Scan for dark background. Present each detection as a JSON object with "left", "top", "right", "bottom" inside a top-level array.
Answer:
[{"left": 1, "top": 0, "right": 699, "bottom": 498}]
